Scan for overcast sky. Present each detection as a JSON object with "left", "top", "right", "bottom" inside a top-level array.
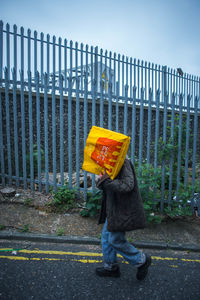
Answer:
[{"left": 1, "top": 0, "right": 200, "bottom": 77}]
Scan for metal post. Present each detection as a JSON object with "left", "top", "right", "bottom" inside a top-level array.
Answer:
[
  {"left": 44, "top": 73, "right": 49, "bottom": 194},
  {"left": 36, "top": 71, "right": 41, "bottom": 191},
  {"left": 147, "top": 88, "right": 152, "bottom": 164},
  {"left": 131, "top": 86, "right": 136, "bottom": 165},
  {"left": 59, "top": 74, "right": 64, "bottom": 187},
  {"left": 5, "top": 68, "right": 12, "bottom": 185},
  {"left": 12, "top": 68, "right": 19, "bottom": 186},
  {"left": 0, "top": 21, "right": 3, "bottom": 81},
  {"left": 28, "top": 71, "right": 34, "bottom": 190},
  {"left": 139, "top": 88, "right": 144, "bottom": 169}
]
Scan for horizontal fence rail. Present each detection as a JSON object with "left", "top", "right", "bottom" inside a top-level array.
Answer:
[
  {"left": 0, "top": 21, "right": 200, "bottom": 211},
  {"left": 1, "top": 21, "right": 200, "bottom": 111}
]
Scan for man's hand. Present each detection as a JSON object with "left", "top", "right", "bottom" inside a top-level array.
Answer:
[
  {"left": 98, "top": 171, "right": 104, "bottom": 180},
  {"left": 96, "top": 170, "right": 110, "bottom": 188},
  {"left": 97, "top": 170, "right": 106, "bottom": 181}
]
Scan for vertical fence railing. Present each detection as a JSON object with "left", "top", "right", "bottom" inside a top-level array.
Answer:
[
  {"left": 0, "top": 21, "right": 200, "bottom": 211},
  {"left": 59, "top": 74, "right": 64, "bottom": 187},
  {"left": 13, "top": 68, "right": 19, "bottom": 187},
  {"left": 44, "top": 73, "right": 49, "bottom": 194},
  {"left": 5, "top": 68, "right": 12, "bottom": 186},
  {"left": 168, "top": 92, "right": 175, "bottom": 204},
  {"left": 28, "top": 71, "right": 34, "bottom": 190},
  {"left": 0, "top": 84, "right": 5, "bottom": 186},
  {"left": 36, "top": 72, "right": 42, "bottom": 191}
]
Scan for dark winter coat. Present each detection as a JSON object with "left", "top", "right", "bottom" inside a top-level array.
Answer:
[{"left": 97, "top": 159, "right": 146, "bottom": 232}]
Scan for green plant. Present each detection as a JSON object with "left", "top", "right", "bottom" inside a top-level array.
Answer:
[
  {"left": 156, "top": 115, "right": 193, "bottom": 190},
  {"left": 177, "top": 184, "right": 194, "bottom": 202},
  {"left": 134, "top": 160, "right": 197, "bottom": 222},
  {"left": 18, "top": 224, "right": 29, "bottom": 232},
  {"left": 24, "top": 198, "right": 32, "bottom": 206},
  {"left": 24, "top": 224, "right": 29, "bottom": 232},
  {"left": 26, "top": 144, "right": 45, "bottom": 177},
  {"left": 135, "top": 163, "right": 162, "bottom": 202},
  {"left": 80, "top": 190, "right": 102, "bottom": 217},
  {"left": 143, "top": 200, "right": 163, "bottom": 224},
  {"left": 57, "top": 227, "right": 64, "bottom": 236},
  {"left": 0, "top": 225, "right": 5, "bottom": 230},
  {"left": 164, "top": 203, "right": 192, "bottom": 218},
  {"left": 127, "top": 237, "right": 134, "bottom": 243},
  {"left": 164, "top": 184, "right": 193, "bottom": 218},
  {"left": 51, "top": 185, "right": 76, "bottom": 212}
]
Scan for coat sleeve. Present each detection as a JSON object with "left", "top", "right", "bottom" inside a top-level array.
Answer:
[
  {"left": 96, "top": 173, "right": 110, "bottom": 190},
  {"left": 99, "top": 160, "right": 135, "bottom": 193}
]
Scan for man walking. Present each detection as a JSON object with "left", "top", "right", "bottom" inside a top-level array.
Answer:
[{"left": 96, "top": 158, "right": 151, "bottom": 280}]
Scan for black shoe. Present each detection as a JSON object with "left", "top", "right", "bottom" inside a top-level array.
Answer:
[
  {"left": 136, "top": 254, "right": 152, "bottom": 280},
  {"left": 96, "top": 265, "right": 120, "bottom": 277}
]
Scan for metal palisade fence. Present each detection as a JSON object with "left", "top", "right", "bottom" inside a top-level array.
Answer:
[{"left": 0, "top": 21, "right": 200, "bottom": 211}]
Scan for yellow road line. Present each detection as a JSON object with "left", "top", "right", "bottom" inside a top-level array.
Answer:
[
  {"left": 0, "top": 248, "right": 122, "bottom": 258},
  {"left": 181, "top": 258, "right": 200, "bottom": 263},
  {"left": 0, "top": 249, "right": 179, "bottom": 260},
  {"left": 72, "top": 259, "right": 103, "bottom": 264},
  {"left": 151, "top": 256, "right": 178, "bottom": 261},
  {"left": 0, "top": 255, "right": 199, "bottom": 267},
  {"left": 0, "top": 249, "right": 199, "bottom": 264},
  {"left": 0, "top": 255, "right": 65, "bottom": 261},
  {"left": 0, "top": 255, "right": 29, "bottom": 260},
  {"left": 20, "top": 249, "right": 103, "bottom": 257},
  {"left": 72, "top": 259, "right": 130, "bottom": 264}
]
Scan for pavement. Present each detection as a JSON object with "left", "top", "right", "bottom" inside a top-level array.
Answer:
[{"left": 0, "top": 186, "right": 200, "bottom": 252}]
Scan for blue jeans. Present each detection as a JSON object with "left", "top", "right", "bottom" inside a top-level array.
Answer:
[{"left": 101, "top": 220, "right": 145, "bottom": 269}]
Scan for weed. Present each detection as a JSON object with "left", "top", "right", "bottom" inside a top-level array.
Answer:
[
  {"left": 24, "top": 198, "right": 32, "bottom": 206},
  {"left": 134, "top": 115, "right": 198, "bottom": 223},
  {"left": 136, "top": 163, "right": 162, "bottom": 202},
  {"left": 51, "top": 185, "right": 76, "bottom": 212},
  {"left": 127, "top": 237, "right": 134, "bottom": 243},
  {"left": 80, "top": 190, "right": 102, "bottom": 217},
  {"left": 0, "top": 225, "right": 5, "bottom": 230},
  {"left": 164, "top": 202, "right": 192, "bottom": 219},
  {"left": 18, "top": 224, "right": 29, "bottom": 233},
  {"left": 26, "top": 144, "right": 45, "bottom": 177},
  {"left": 24, "top": 224, "right": 29, "bottom": 232},
  {"left": 57, "top": 227, "right": 64, "bottom": 236},
  {"left": 143, "top": 200, "right": 163, "bottom": 224}
]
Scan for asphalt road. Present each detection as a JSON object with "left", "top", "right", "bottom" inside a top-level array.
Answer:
[{"left": 0, "top": 240, "right": 200, "bottom": 300}]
